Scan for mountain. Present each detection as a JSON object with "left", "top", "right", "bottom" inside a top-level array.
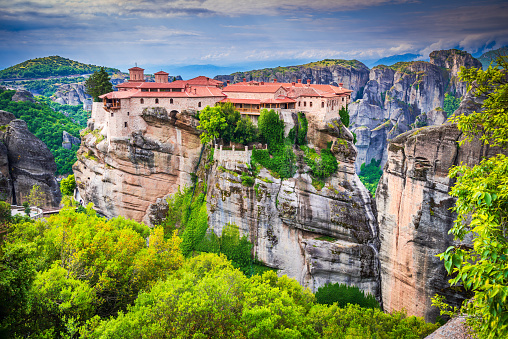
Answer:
[
  {"left": 0, "top": 55, "right": 120, "bottom": 80},
  {"left": 477, "top": 46, "right": 508, "bottom": 69},
  {"left": 369, "top": 53, "right": 421, "bottom": 68}
]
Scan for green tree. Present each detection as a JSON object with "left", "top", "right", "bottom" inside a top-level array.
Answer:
[
  {"left": 435, "top": 56, "right": 508, "bottom": 338},
  {"left": 60, "top": 174, "right": 76, "bottom": 196},
  {"left": 443, "top": 93, "right": 462, "bottom": 117},
  {"left": 197, "top": 105, "right": 227, "bottom": 144},
  {"left": 339, "top": 105, "right": 349, "bottom": 127},
  {"left": 85, "top": 67, "right": 113, "bottom": 102},
  {"left": 27, "top": 184, "right": 45, "bottom": 208}
]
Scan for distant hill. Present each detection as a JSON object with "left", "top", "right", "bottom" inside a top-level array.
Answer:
[
  {"left": 369, "top": 53, "right": 421, "bottom": 68},
  {"left": 478, "top": 46, "right": 508, "bottom": 69},
  {"left": 0, "top": 56, "right": 120, "bottom": 80}
]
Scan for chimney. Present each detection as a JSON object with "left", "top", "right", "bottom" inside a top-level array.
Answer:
[
  {"left": 226, "top": 80, "right": 230, "bottom": 85},
  {"left": 297, "top": 79, "right": 302, "bottom": 84},
  {"left": 261, "top": 81, "right": 264, "bottom": 85},
  {"left": 243, "top": 78, "right": 246, "bottom": 82},
  {"left": 292, "top": 82, "right": 295, "bottom": 86},
  {"left": 307, "top": 79, "right": 311, "bottom": 84},
  {"left": 339, "top": 83, "right": 343, "bottom": 88},
  {"left": 273, "top": 78, "right": 277, "bottom": 83}
]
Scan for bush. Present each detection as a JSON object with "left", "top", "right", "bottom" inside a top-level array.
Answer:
[
  {"left": 315, "top": 282, "right": 380, "bottom": 309},
  {"left": 339, "top": 105, "right": 349, "bottom": 127},
  {"left": 302, "top": 146, "right": 338, "bottom": 179},
  {"left": 358, "top": 159, "right": 383, "bottom": 196},
  {"left": 241, "top": 173, "right": 255, "bottom": 187}
]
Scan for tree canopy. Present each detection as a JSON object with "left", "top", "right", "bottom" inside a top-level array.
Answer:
[
  {"left": 85, "top": 67, "right": 113, "bottom": 102},
  {"left": 435, "top": 56, "right": 508, "bottom": 338}
]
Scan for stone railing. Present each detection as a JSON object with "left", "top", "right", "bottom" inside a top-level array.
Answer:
[{"left": 214, "top": 144, "right": 264, "bottom": 165}]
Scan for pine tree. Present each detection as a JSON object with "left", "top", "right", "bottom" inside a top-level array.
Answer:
[{"left": 85, "top": 67, "right": 112, "bottom": 102}]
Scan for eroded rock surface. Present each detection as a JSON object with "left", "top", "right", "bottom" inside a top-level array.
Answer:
[
  {"left": 349, "top": 50, "right": 481, "bottom": 172},
  {"left": 377, "top": 124, "right": 505, "bottom": 322},
  {"left": 0, "top": 111, "right": 60, "bottom": 207},
  {"left": 206, "top": 119, "right": 380, "bottom": 294},
  {"left": 51, "top": 83, "right": 91, "bottom": 105},
  {"left": 73, "top": 109, "right": 202, "bottom": 221}
]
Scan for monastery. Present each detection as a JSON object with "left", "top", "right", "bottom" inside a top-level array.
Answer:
[{"left": 94, "top": 66, "right": 352, "bottom": 139}]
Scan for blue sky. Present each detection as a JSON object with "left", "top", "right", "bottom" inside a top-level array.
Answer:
[{"left": 0, "top": 0, "right": 507, "bottom": 74}]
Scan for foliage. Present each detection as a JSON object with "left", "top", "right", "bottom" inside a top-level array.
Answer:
[
  {"left": 241, "top": 173, "right": 255, "bottom": 187},
  {"left": 358, "top": 159, "right": 383, "bottom": 196},
  {"left": 443, "top": 93, "right": 462, "bottom": 117},
  {"left": 85, "top": 67, "right": 113, "bottom": 102},
  {"left": 296, "top": 112, "right": 308, "bottom": 145},
  {"left": 0, "top": 55, "right": 119, "bottom": 80},
  {"left": 0, "top": 201, "right": 10, "bottom": 223},
  {"left": 60, "top": 174, "right": 76, "bottom": 196},
  {"left": 37, "top": 96, "right": 88, "bottom": 126},
  {"left": 90, "top": 253, "right": 436, "bottom": 339},
  {"left": 252, "top": 109, "right": 297, "bottom": 178},
  {"left": 339, "top": 105, "right": 349, "bottom": 127},
  {"left": 27, "top": 185, "right": 45, "bottom": 208},
  {"left": 315, "top": 282, "right": 380, "bottom": 309},
  {"left": 0, "top": 202, "right": 183, "bottom": 337},
  {"left": 436, "top": 56, "right": 508, "bottom": 339},
  {"left": 302, "top": 145, "right": 338, "bottom": 179},
  {"left": 198, "top": 102, "right": 257, "bottom": 145}
]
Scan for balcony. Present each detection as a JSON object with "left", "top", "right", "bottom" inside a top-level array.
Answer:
[{"left": 103, "top": 99, "right": 121, "bottom": 110}]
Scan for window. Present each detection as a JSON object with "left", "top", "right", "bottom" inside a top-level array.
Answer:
[
  {"left": 141, "top": 89, "right": 148, "bottom": 92},
  {"left": 310, "top": 102, "right": 313, "bottom": 107},
  {"left": 321, "top": 102, "right": 324, "bottom": 108},
  {"left": 140, "top": 99, "right": 144, "bottom": 104},
  {"left": 111, "top": 113, "right": 114, "bottom": 117},
  {"left": 198, "top": 102, "right": 202, "bottom": 107},
  {"left": 155, "top": 98, "right": 159, "bottom": 104},
  {"left": 342, "top": 97, "right": 345, "bottom": 102},
  {"left": 304, "top": 101, "right": 306, "bottom": 107},
  {"left": 127, "top": 112, "right": 130, "bottom": 116},
  {"left": 298, "top": 102, "right": 301, "bottom": 107},
  {"left": 124, "top": 122, "right": 128, "bottom": 127},
  {"left": 170, "top": 99, "right": 173, "bottom": 104}
]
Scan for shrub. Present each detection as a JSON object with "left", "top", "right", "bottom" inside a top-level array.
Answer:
[{"left": 315, "top": 282, "right": 380, "bottom": 309}]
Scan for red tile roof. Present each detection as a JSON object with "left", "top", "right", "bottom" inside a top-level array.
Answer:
[
  {"left": 223, "top": 84, "right": 284, "bottom": 93},
  {"left": 187, "top": 76, "right": 223, "bottom": 87},
  {"left": 101, "top": 86, "right": 225, "bottom": 99},
  {"left": 221, "top": 98, "right": 261, "bottom": 104},
  {"left": 154, "top": 71, "right": 169, "bottom": 75},
  {"left": 129, "top": 67, "right": 144, "bottom": 71}
]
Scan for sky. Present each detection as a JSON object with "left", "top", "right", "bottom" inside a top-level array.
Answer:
[{"left": 0, "top": 0, "right": 507, "bottom": 75}]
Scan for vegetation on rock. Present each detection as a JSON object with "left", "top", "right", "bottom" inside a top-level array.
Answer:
[
  {"left": 443, "top": 93, "right": 462, "bottom": 117},
  {"left": 60, "top": 174, "right": 76, "bottom": 196},
  {"left": 359, "top": 159, "right": 383, "bottom": 196},
  {"left": 0, "top": 89, "right": 80, "bottom": 175},
  {"left": 434, "top": 56, "right": 508, "bottom": 339},
  {"left": 0, "top": 56, "right": 119, "bottom": 79}
]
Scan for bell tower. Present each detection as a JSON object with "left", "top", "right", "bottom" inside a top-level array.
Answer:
[{"left": 128, "top": 66, "right": 145, "bottom": 82}]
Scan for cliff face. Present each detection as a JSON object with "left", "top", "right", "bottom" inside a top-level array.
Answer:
[
  {"left": 206, "top": 119, "right": 380, "bottom": 294},
  {"left": 349, "top": 50, "right": 481, "bottom": 172},
  {"left": 0, "top": 110, "right": 61, "bottom": 208},
  {"left": 377, "top": 123, "right": 504, "bottom": 322},
  {"left": 51, "top": 83, "right": 91, "bottom": 105},
  {"left": 73, "top": 108, "right": 202, "bottom": 221},
  {"left": 215, "top": 61, "right": 370, "bottom": 100}
]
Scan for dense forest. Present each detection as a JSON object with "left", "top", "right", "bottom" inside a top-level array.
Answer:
[
  {"left": 0, "top": 56, "right": 119, "bottom": 79},
  {"left": 0, "top": 197, "right": 438, "bottom": 338},
  {"left": 0, "top": 89, "right": 81, "bottom": 174}
]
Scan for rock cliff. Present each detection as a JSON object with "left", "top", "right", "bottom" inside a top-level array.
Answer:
[
  {"left": 0, "top": 110, "right": 61, "bottom": 207},
  {"left": 51, "top": 83, "right": 91, "bottom": 105},
  {"left": 215, "top": 60, "right": 370, "bottom": 100},
  {"left": 377, "top": 123, "right": 505, "bottom": 322},
  {"left": 205, "top": 119, "right": 380, "bottom": 294},
  {"left": 62, "top": 131, "right": 80, "bottom": 149},
  {"left": 73, "top": 108, "right": 202, "bottom": 221},
  {"left": 349, "top": 50, "right": 481, "bottom": 172}
]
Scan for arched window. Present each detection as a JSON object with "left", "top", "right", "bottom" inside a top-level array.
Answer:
[
  {"left": 170, "top": 99, "right": 174, "bottom": 104},
  {"left": 321, "top": 102, "right": 324, "bottom": 108},
  {"left": 155, "top": 98, "right": 159, "bottom": 104},
  {"left": 303, "top": 101, "right": 306, "bottom": 107},
  {"left": 140, "top": 98, "right": 144, "bottom": 104},
  {"left": 124, "top": 122, "right": 128, "bottom": 127},
  {"left": 198, "top": 102, "right": 202, "bottom": 107},
  {"left": 309, "top": 102, "right": 313, "bottom": 107}
]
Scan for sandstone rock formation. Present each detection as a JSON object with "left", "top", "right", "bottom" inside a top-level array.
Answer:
[
  {"left": 73, "top": 108, "right": 202, "bottom": 221},
  {"left": 205, "top": 118, "right": 380, "bottom": 294},
  {"left": 0, "top": 110, "right": 61, "bottom": 208},
  {"left": 377, "top": 123, "right": 505, "bottom": 322},
  {"left": 349, "top": 50, "right": 481, "bottom": 172},
  {"left": 12, "top": 90, "right": 35, "bottom": 103},
  {"left": 51, "top": 83, "right": 91, "bottom": 105},
  {"left": 62, "top": 131, "right": 80, "bottom": 149}
]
